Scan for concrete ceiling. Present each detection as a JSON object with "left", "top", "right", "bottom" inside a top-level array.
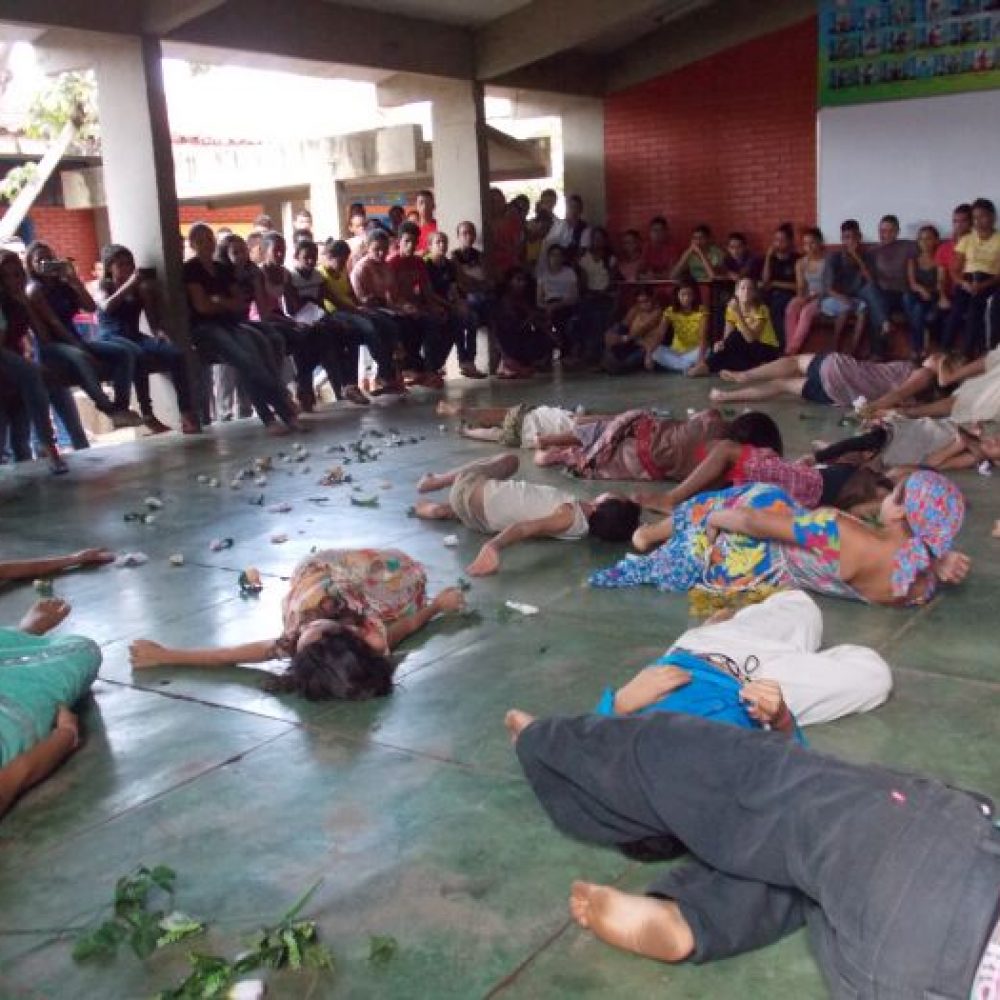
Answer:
[{"left": 0, "top": 0, "right": 815, "bottom": 98}]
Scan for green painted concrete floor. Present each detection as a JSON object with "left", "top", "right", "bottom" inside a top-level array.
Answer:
[{"left": 0, "top": 371, "right": 997, "bottom": 999}]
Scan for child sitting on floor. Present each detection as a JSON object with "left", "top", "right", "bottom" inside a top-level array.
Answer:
[
  {"left": 649, "top": 281, "right": 707, "bottom": 373},
  {"left": 601, "top": 288, "right": 663, "bottom": 374},
  {"left": 689, "top": 277, "right": 780, "bottom": 377}
]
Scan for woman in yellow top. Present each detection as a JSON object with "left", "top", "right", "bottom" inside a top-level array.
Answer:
[
  {"left": 946, "top": 196, "right": 1000, "bottom": 359},
  {"left": 648, "top": 281, "right": 708, "bottom": 373},
  {"left": 689, "top": 277, "right": 780, "bottom": 377}
]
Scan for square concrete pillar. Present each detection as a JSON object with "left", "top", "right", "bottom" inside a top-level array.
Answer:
[
  {"left": 561, "top": 98, "right": 606, "bottom": 225},
  {"left": 430, "top": 80, "right": 490, "bottom": 250}
]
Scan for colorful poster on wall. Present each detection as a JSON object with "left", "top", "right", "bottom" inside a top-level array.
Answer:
[{"left": 819, "top": 0, "right": 1000, "bottom": 106}]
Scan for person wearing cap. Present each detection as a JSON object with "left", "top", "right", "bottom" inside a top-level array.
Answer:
[{"left": 591, "top": 470, "right": 968, "bottom": 608}]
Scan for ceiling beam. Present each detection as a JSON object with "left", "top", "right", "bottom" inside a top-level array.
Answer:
[
  {"left": 168, "top": 0, "right": 474, "bottom": 80},
  {"left": 141, "top": 0, "right": 229, "bottom": 37},
  {"left": 487, "top": 51, "right": 607, "bottom": 98},
  {"left": 0, "top": 0, "right": 141, "bottom": 35},
  {"left": 474, "top": 0, "right": 689, "bottom": 81}
]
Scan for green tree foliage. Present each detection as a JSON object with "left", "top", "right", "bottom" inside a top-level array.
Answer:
[{"left": 25, "top": 69, "right": 99, "bottom": 144}]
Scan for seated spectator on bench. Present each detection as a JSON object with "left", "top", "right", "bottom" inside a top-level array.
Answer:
[
  {"left": 934, "top": 202, "right": 972, "bottom": 297},
  {"left": 722, "top": 232, "right": 758, "bottom": 282},
  {"left": 689, "top": 278, "right": 780, "bottom": 377},
  {"left": 320, "top": 239, "right": 402, "bottom": 395},
  {"left": 0, "top": 251, "right": 70, "bottom": 472},
  {"left": 945, "top": 197, "right": 1000, "bottom": 359},
  {"left": 183, "top": 222, "right": 301, "bottom": 435},
  {"left": 578, "top": 227, "right": 620, "bottom": 364},
  {"left": 602, "top": 287, "right": 663, "bottom": 375},
  {"left": 903, "top": 225, "right": 947, "bottom": 359},
  {"left": 426, "top": 232, "right": 486, "bottom": 379},
  {"left": 450, "top": 221, "right": 494, "bottom": 341},
  {"left": 671, "top": 224, "right": 724, "bottom": 285},
  {"left": 785, "top": 227, "right": 827, "bottom": 354},
  {"left": 488, "top": 189, "right": 523, "bottom": 277},
  {"left": 760, "top": 223, "right": 800, "bottom": 349},
  {"left": 537, "top": 244, "right": 582, "bottom": 361},
  {"left": 649, "top": 281, "right": 707, "bottom": 373},
  {"left": 617, "top": 229, "right": 643, "bottom": 284},
  {"left": 820, "top": 220, "right": 870, "bottom": 355},
  {"left": 638, "top": 216, "right": 674, "bottom": 279},
  {"left": 524, "top": 207, "right": 553, "bottom": 272},
  {"left": 24, "top": 242, "right": 142, "bottom": 430},
  {"left": 95, "top": 244, "right": 198, "bottom": 435},
  {"left": 414, "top": 189, "right": 438, "bottom": 253},
  {"left": 860, "top": 214, "right": 916, "bottom": 358},
  {"left": 492, "top": 267, "right": 552, "bottom": 378},
  {"left": 539, "top": 194, "right": 590, "bottom": 272}
]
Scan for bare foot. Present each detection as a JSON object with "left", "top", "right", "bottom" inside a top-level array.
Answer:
[
  {"left": 719, "top": 369, "right": 748, "bottom": 383},
  {"left": 413, "top": 499, "right": 455, "bottom": 520},
  {"left": 436, "top": 400, "right": 462, "bottom": 417},
  {"left": 534, "top": 447, "right": 574, "bottom": 468},
  {"left": 20, "top": 598, "right": 71, "bottom": 635},
  {"left": 466, "top": 543, "right": 501, "bottom": 577},
  {"left": 417, "top": 473, "right": 449, "bottom": 494},
  {"left": 686, "top": 361, "right": 709, "bottom": 378},
  {"left": 708, "top": 388, "right": 730, "bottom": 403},
  {"left": 568, "top": 882, "right": 695, "bottom": 964},
  {"left": 504, "top": 708, "right": 535, "bottom": 743}
]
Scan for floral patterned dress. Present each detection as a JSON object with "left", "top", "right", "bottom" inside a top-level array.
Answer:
[
  {"left": 282, "top": 549, "right": 427, "bottom": 653},
  {"left": 589, "top": 484, "right": 863, "bottom": 602}
]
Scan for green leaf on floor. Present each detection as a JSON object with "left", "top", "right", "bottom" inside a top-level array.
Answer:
[{"left": 368, "top": 934, "right": 398, "bottom": 965}]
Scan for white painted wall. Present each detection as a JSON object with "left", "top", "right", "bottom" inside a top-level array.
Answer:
[{"left": 818, "top": 89, "right": 1000, "bottom": 239}]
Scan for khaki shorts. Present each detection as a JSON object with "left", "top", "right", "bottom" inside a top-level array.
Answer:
[{"left": 448, "top": 472, "right": 492, "bottom": 533}]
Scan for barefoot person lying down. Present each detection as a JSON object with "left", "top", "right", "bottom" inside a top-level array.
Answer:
[
  {"left": 707, "top": 351, "right": 941, "bottom": 411},
  {"left": 436, "top": 399, "right": 583, "bottom": 448},
  {"left": 129, "top": 549, "right": 466, "bottom": 700},
  {"left": 592, "top": 470, "right": 968, "bottom": 607},
  {"left": 508, "top": 711, "right": 1000, "bottom": 996},
  {"left": 0, "top": 598, "right": 100, "bottom": 818},
  {"left": 894, "top": 346, "right": 1000, "bottom": 422},
  {"left": 0, "top": 548, "right": 115, "bottom": 585},
  {"left": 506, "top": 590, "right": 891, "bottom": 748},
  {"left": 414, "top": 454, "right": 642, "bottom": 576}
]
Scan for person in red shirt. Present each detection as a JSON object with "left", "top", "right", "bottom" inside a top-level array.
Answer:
[
  {"left": 415, "top": 190, "right": 438, "bottom": 253},
  {"left": 639, "top": 216, "right": 676, "bottom": 279},
  {"left": 387, "top": 222, "right": 454, "bottom": 388},
  {"left": 488, "top": 188, "right": 524, "bottom": 278},
  {"left": 935, "top": 202, "right": 972, "bottom": 303}
]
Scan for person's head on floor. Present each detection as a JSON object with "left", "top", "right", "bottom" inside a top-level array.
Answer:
[
  {"left": 834, "top": 466, "right": 895, "bottom": 512},
  {"left": 269, "top": 622, "right": 395, "bottom": 701},
  {"left": 586, "top": 496, "right": 643, "bottom": 542},
  {"left": 878, "top": 214, "right": 901, "bottom": 246},
  {"left": 398, "top": 221, "right": 420, "bottom": 258},
  {"left": 323, "top": 238, "right": 351, "bottom": 272},
  {"left": 294, "top": 239, "right": 319, "bottom": 273},
  {"left": 263, "top": 230, "right": 286, "bottom": 267},
  {"left": 366, "top": 228, "right": 391, "bottom": 262},
  {"left": 724, "top": 411, "right": 783, "bottom": 455},
  {"left": 187, "top": 222, "right": 216, "bottom": 261}
]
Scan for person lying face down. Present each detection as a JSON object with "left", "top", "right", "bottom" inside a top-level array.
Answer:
[
  {"left": 413, "top": 454, "right": 642, "bottom": 577},
  {"left": 507, "top": 706, "right": 1000, "bottom": 995},
  {"left": 129, "top": 549, "right": 467, "bottom": 701}
]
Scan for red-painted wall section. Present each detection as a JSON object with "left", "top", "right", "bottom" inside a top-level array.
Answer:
[
  {"left": 12, "top": 206, "right": 100, "bottom": 270},
  {"left": 605, "top": 18, "right": 818, "bottom": 251}
]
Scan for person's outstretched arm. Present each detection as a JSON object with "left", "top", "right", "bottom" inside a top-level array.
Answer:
[
  {"left": 705, "top": 507, "right": 797, "bottom": 543},
  {"left": 611, "top": 665, "right": 692, "bottom": 714},
  {"left": 0, "top": 549, "right": 115, "bottom": 582},
  {"left": 868, "top": 366, "right": 935, "bottom": 412},
  {"left": 466, "top": 505, "right": 578, "bottom": 577},
  {"left": 129, "top": 638, "right": 280, "bottom": 670},
  {"left": 0, "top": 707, "right": 79, "bottom": 819},
  {"left": 662, "top": 440, "right": 742, "bottom": 508},
  {"left": 385, "top": 588, "right": 466, "bottom": 648}
]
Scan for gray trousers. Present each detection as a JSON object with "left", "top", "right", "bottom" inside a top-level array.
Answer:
[{"left": 516, "top": 713, "right": 1000, "bottom": 999}]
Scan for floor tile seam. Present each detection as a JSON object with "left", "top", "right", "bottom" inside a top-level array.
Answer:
[
  {"left": 871, "top": 594, "right": 941, "bottom": 652},
  {"left": 891, "top": 663, "right": 1000, "bottom": 691},
  {"left": 94, "top": 596, "right": 242, "bottom": 651},
  {"left": 1, "top": 726, "right": 299, "bottom": 867}
]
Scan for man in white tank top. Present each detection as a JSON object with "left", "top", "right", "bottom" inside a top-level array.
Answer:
[{"left": 414, "top": 454, "right": 642, "bottom": 576}]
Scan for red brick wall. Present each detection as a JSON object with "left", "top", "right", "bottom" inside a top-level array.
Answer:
[
  {"left": 605, "top": 18, "right": 818, "bottom": 252},
  {"left": 179, "top": 204, "right": 263, "bottom": 228},
  {"left": 23, "top": 206, "right": 101, "bottom": 271}
]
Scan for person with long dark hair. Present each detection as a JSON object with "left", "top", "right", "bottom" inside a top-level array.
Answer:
[{"left": 128, "top": 549, "right": 466, "bottom": 701}]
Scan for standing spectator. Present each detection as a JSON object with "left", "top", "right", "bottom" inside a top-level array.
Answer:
[
  {"left": 251, "top": 214, "right": 274, "bottom": 234},
  {"left": 539, "top": 194, "right": 590, "bottom": 274},
  {"left": 24, "top": 241, "right": 142, "bottom": 428},
  {"left": 820, "top": 220, "right": 871, "bottom": 354},
  {"left": 785, "top": 227, "right": 828, "bottom": 354},
  {"left": 95, "top": 244, "right": 198, "bottom": 435},
  {"left": 617, "top": 229, "right": 643, "bottom": 284},
  {"left": 760, "top": 223, "right": 800, "bottom": 349},
  {"left": 946, "top": 196, "right": 1000, "bottom": 358},
  {"left": 860, "top": 214, "right": 916, "bottom": 357},
  {"left": 524, "top": 207, "right": 553, "bottom": 272},
  {"left": 415, "top": 190, "right": 438, "bottom": 252},
  {"left": 345, "top": 203, "right": 367, "bottom": 263},
  {"left": 426, "top": 231, "right": 485, "bottom": 379},
  {"left": 386, "top": 204, "right": 405, "bottom": 238},
  {"left": 577, "top": 226, "right": 620, "bottom": 364},
  {"left": 903, "top": 224, "right": 946, "bottom": 358},
  {"left": 489, "top": 189, "right": 523, "bottom": 278},
  {"left": 538, "top": 188, "right": 559, "bottom": 217},
  {"left": 537, "top": 244, "right": 581, "bottom": 359},
  {"left": 638, "top": 216, "right": 674, "bottom": 278},
  {"left": 294, "top": 207, "right": 313, "bottom": 234}
]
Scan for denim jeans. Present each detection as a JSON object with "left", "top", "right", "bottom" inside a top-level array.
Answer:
[
  {"left": 101, "top": 333, "right": 193, "bottom": 416},
  {"left": 901, "top": 291, "right": 942, "bottom": 354},
  {"left": 517, "top": 712, "right": 1000, "bottom": 999},
  {"left": 38, "top": 341, "right": 115, "bottom": 411},
  {"left": 857, "top": 285, "right": 904, "bottom": 357},
  {"left": 191, "top": 322, "right": 293, "bottom": 425},
  {"left": 0, "top": 348, "right": 57, "bottom": 449},
  {"left": 945, "top": 276, "right": 1000, "bottom": 358}
]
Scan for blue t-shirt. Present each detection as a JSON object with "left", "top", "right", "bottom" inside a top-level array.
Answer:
[{"left": 595, "top": 649, "right": 806, "bottom": 745}]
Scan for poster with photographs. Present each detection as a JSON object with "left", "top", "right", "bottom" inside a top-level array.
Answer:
[{"left": 820, "top": 0, "right": 1000, "bottom": 105}]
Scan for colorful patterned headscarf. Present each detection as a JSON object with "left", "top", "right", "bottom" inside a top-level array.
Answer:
[{"left": 891, "top": 470, "right": 965, "bottom": 599}]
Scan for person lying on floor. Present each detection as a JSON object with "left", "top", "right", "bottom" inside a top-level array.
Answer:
[
  {"left": 707, "top": 350, "right": 943, "bottom": 413},
  {"left": 506, "top": 589, "right": 891, "bottom": 749},
  {"left": 129, "top": 549, "right": 466, "bottom": 700},
  {"left": 436, "top": 399, "right": 591, "bottom": 449},
  {"left": 812, "top": 415, "right": 1000, "bottom": 475},
  {"left": 0, "top": 598, "right": 100, "bottom": 819},
  {"left": 414, "top": 454, "right": 641, "bottom": 576},
  {"left": 0, "top": 548, "right": 115, "bottom": 585},
  {"left": 506, "top": 710, "right": 1000, "bottom": 998},
  {"left": 592, "top": 470, "right": 968, "bottom": 608},
  {"left": 892, "top": 346, "right": 1000, "bottom": 423},
  {"left": 639, "top": 412, "right": 893, "bottom": 513}
]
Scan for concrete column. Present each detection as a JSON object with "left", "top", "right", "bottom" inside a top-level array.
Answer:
[
  {"left": 430, "top": 80, "right": 490, "bottom": 250},
  {"left": 94, "top": 36, "right": 194, "bottom": 424},
  {"left": 308, "top": 138, "right": 341, "bottom": 241},
  {"left": 561, "top": 97, "right": 606, "bottom": 226}
]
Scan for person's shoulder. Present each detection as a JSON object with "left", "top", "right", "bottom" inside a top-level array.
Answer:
[
  {"left": 181, "top": 258, "right": 204, "bottom": 279},
  {"left": 955, "top": 233, "right": 974, "bottom": 253}
]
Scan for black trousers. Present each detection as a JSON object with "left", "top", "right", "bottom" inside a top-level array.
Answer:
[{"left": 516, "top": 712, "right": 1000, "bottom": 999}]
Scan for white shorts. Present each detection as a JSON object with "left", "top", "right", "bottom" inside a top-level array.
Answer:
[{"left": 521, "top": 407, "right": 576, "bottom": 448}]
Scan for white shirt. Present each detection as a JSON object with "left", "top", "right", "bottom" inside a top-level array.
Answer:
[
  {"left": 521, "top": 406, "right": 576, "bottom": 448},
  {"left": 481, "top": 480, "right": 589, "bottom": 539},
  {"left": 537, "top": 266, "right": 579, "bottom": 306}
]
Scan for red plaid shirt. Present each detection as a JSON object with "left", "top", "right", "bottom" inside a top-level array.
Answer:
[{"left": 732, "top": 447, "right": 823, "bottom": 509}]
